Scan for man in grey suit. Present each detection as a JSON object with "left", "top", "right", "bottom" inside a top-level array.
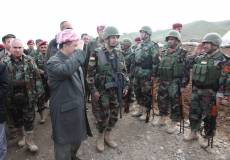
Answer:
[{"left": 47, "top": 29, "right": 92, "bottom": 160}]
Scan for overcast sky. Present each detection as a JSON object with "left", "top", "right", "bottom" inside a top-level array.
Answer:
[{"left": 0, "top": 0, "right": 229, "bottom": 44}]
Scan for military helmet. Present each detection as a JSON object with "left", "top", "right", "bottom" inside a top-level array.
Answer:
[
  {"left": 202, "top": 33, "right": 222, "bottom": 46},
  {"left": 165, "top": 30, "right": 182, "bottom": 42},
  {"left": 121, "top": 38, "right": 132, "bottom": 46},
  {"left": 140, "top": 26, "right": 152, "bottom": 35},
  {"left": 103, "top": 26, "right": 120, "bottom": 39}
]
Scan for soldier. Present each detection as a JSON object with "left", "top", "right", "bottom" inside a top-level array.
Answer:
[
  {"left": 184, "top": 33, "right": 228, "bottom": 147},
  {"left": 172, "top": 23, "right": 183, "bottom": 33},
  {"left": 0, "top": 34, "right": 16, "bottom": 60},
  {"left": 218, "top": 55, "right": 230, "bottom": 105},
  {"left": 84, "top": 25, "right": 105, "bottom": 102},
  {"left": 131, "top": 26, "right": 160, "bottom": 122},
  {"left": 120, "top": 38, "right": 135, "bottom": 113},
  {"left": 154, "top": 30, "right": 190, "bottom": 134},
  {"left": 4, "top": 39, "right": 44, "bottom": 152},
  {"left": 87, "top": 26, "right": 129, "bottom": 152},
  {"left": 35, "top": 41, "right": 49, "bottom": 124},
  {"left": 26, "top": 40, "right": 36, "bottom": 56}
]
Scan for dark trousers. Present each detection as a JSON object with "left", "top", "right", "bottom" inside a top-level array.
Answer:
[{"left": 54, "top": 142, "right": 81, "bottom": 160}]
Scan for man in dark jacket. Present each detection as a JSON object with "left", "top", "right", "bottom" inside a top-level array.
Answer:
[
  {"left": 47, "top": 29, "right": 92, "bottom": 160},
  {"left": 46, "top": 21, "right": 73, "bottom": 61},
  {"left": 0, "top": 62, "right": 8, "bottom": 160}
]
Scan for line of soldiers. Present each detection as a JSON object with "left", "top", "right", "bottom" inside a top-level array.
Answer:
[
  {"left": 0, "top": 22, "right": 229, "bottom": 156},
  {"left": 0, "top": 34, "right": 50, "bottom": 153},
  {"left": 86, "top": 25, "right": 230, "bottom": 152}
]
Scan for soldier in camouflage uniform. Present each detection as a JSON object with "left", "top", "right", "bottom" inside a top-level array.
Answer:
[
  {"left": 26, "top": 40, "right": 36, "bottom": 56},
  {"left": 131, "top": 26, "right": 160, "bottom": 122},
  {"left": 154, "top": 30, "right": 190, "bottom": 134},
  {"left": 4, "top": 39, "right": 44, "bottom": 152},
  {"left": 87, "top": 26, "right": 129, "bottom": 152},
  {"left": 218, "top": 55, "right": 230, "bottom": 105},
  {"left": 120, "top": 38, "right": 135, "bottom": 113},
  {"left": 184, "top": 33, "right": 228, "bottom": 147},
  {"left": 84, "top": 26, "right": 105, "bottom": 102},
  {"left": 35, "top": 41, "right": 50, "bottom": 124},
  {"left": 0, "top": 34, "right": 16, "bottom": 60}
]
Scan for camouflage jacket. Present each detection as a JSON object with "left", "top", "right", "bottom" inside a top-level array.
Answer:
[
  {"left": 35, "top": 52, "right": 47, "bottom": 71},
  {"left": 3, "top": 55, "right": 44, "bottom": 102},
  {"left": 158, "top": 46, "right": 190, "bottom": 87},
  {"left": 87, "top": 46, "right": 129, "bottom": 93},
  {"left": 188, "top": 49, "right": 227, "bottom": 92},
  {"left": 84, "top": 37, "right": 104, "bottom": 78},
  {"left": 122, "top": 48, "right": 135, "bottom": 76},
  {"left": 0, "top": 49, "right": 10, "bottom": 61},
  {"left": 133, "top": 40, "right": 160, "bottom": 79},
  {"left": 27, "top": 48, "right": 36, "bottom": 57}
]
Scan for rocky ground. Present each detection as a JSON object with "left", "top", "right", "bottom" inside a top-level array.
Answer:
[{"left": 6, "top": 103, "right": 230, "bottom": 160}]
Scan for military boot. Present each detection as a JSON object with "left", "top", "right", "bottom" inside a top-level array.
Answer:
[
  {"left": 166, "top": 121, "right": 177, "bottom": 134},
  {"left": 25, "top": 131, "right": 39, "bottom": 152},
  {"left": 39, "top": 110, "right": 46, "bottom": 124},
  {"left": 139, "top": 108, "right": 147, "bottom": 121},
  {"left": 17, "top": 127, "right": 26, "bottom": 147},
  {"left": 96, "top": 131, "right": 105, "bottom": 152},
  {"left": 198, "top": 136, "right": 209, "bottom": 148},
  {"left": 104, "top": 131, "right": 117, "bottom": 148},
  {"left": 131, "top": 105, "right": 143, "bottom": 117},
  {"left": 183, "top": 131, "right": 198, "bottom": 142},
  {"left": 152, "top": 116, "right": 167, "bottom": 127}
]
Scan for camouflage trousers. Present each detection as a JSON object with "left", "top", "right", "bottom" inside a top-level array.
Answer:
[
  {"left": 157, "top": 80, "right": 181, "bottom": 122},
  {"left": 92, "top": 89, "right": 119, "bottom": 133},
  {"left": 189, "top": 87, "right": 216, "bottom": 132},
  {"left": 11, "top": 96, "right": 35, "bottom": 131},
  {"left": 133, "top": 78, "right": 152, "bottom": 109},
  {"left": 37, "top": 77, "right": 50, "bottom": 113}
]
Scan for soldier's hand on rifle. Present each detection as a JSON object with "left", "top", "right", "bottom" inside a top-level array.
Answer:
[{"left": 93, "top": 91, "right": 101, "bottom": 102}]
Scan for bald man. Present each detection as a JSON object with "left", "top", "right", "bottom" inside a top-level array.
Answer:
[
  {"left": 3, "top": 39, "right": 44, "bottom": 153},
  {"left": 46, "top": 21, "right": 73, "bottom": 60}
]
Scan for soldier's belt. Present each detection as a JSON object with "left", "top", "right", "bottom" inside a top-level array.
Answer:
[{"left": 105, "top": 82, "right": 118, "bottom": 89}]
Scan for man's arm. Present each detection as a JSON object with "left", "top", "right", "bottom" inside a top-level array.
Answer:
[{"left": 47, "top": 50, "right": 85, "bottom": 80}]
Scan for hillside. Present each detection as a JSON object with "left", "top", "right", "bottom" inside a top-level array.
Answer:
[{"left": 121, "top": 20, "right": 230, "bottom": 42}]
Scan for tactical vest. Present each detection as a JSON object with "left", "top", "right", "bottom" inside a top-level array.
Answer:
[
  {"left": 158, "top": 49, "right": 185, "bottom": 81},
  {"left": 192, "top": 54, "right": 222, "bottom": 88},
  {"left": 95, "top": 49, "right": 121, "bottom": 90},
  {"left": 134, "top": 42, "right": 156, "bottom": 78}
]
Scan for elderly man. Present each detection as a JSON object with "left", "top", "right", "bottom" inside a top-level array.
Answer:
[
  {"left": 47, "top": 29, "right": 92, "bottom": 160},
  {"left": 3, "top": 39, "right": 44, "bottom": 152}
]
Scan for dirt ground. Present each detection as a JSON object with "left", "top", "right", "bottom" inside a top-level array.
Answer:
[{"left": 6, "top": 46, "right": 230, "bottom": 160}]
